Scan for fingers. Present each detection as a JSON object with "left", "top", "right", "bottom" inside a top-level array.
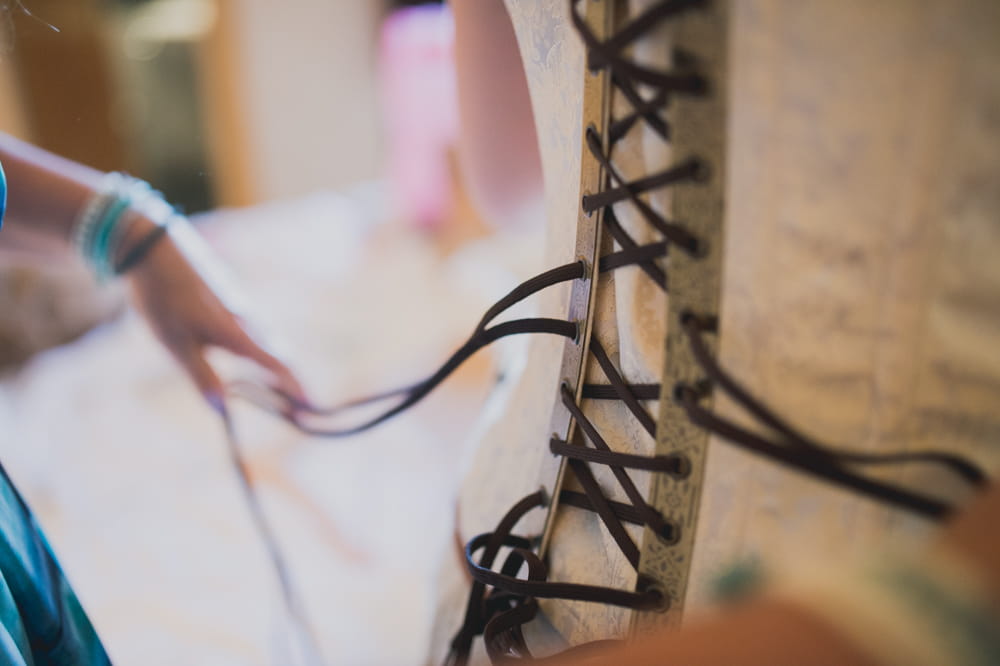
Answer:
[
  {"left": 123, "top": 224, "right": 304, "bottom": 414},
  {"left": 218, "top": 324, "right": 310, "bottom": 408}
]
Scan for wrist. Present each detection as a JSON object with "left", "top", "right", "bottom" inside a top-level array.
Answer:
[
  {"left": 72, "top": 173, "right": 178, "bottom": 279},
  {"left": 112, "top": 211, "right": 157, "bottom": 265},
  {"left": 112, "top": 210, "right": 176, "bottom": 276}
]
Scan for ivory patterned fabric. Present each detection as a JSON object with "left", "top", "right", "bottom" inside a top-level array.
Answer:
[
  {"left": 687, "top": 0, "right": 1000, "bottom": 609},
  {"left": 427, "top": 4, "right": 584, "bottom": 661},
  {"left": 430, "top": 0, "right": 1000, "bottom": 661}
]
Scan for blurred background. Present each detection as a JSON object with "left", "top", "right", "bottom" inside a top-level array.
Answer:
[
  {"left": 0, "top": 0, "right": 386, "bottom": 211},
  {"left": 0, "top": 0, "right": 542, "bottom": 663}
]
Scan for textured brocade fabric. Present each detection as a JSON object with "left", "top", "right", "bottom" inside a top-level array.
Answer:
[
  {"left": 428, "top": 0, "right": 1000, "bottom": 662},
  {"left": 427, "top": 2, "right": 584, "bottom": 662},
  {"left": 685, "top": 0, "right": 1000, "bottom": 610}
]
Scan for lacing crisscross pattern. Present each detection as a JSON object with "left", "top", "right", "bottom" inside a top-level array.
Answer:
[
  {"left": 433, "top": 0, "right": 988, "bottom": 658},
  {"left": 221, "top": 0, "right": 989, "bottom": 663},
  {"left": 444, "top": 2, "right": 719, "bottom": 661}
]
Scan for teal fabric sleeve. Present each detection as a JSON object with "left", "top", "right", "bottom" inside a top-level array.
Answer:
[
  {"left": 0, "top": 158, "right": 7, "bottom": 230},
  {"left": 0, "top": 464, "right": 111, "bottom": 665}
]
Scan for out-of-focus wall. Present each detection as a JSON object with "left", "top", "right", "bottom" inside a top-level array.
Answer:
[
  {"left": 0, "top": 11, "right": 122, "bottom": 372},
  {"left": 0, "top": 57, "right": 28, "bottom": 138},
  {"left": 0, "top": 0, "right": 388, "bottom": 367},
  {"left": 222, "top": 0, "right": 385, "bottom": 203}
]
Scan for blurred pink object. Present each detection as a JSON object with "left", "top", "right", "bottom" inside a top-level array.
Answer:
[{"left": 380, "top": 5, "right": 459, "bottom": 230}]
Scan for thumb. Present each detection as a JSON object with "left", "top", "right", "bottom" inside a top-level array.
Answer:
[{"left": 220, "top": 325, "right": 310, "bottom": 409}]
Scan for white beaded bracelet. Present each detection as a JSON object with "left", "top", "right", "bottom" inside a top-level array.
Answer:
[{"left": 72, "top": 173, "right": 173, "bottom": 280}]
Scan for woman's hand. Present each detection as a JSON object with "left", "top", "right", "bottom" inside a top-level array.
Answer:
[
  {"left": 0, "top": 134, "right": 302, "bottom": 412},
  {"left": 121, "top": 214, "right": 307, "bottom": 414}
]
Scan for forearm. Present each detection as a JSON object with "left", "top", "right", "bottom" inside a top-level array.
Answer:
[
  {"left": 0, "top": 134, "right": 304, "bottom": 406},
  {"left": 451, "top": 0, "right": 543, "bottom": 226},
  {"left": 0, "top": 132, "right": 105, "bottom": 250},
  {"left": 546, "top": 484, "right": 1000, "bottom": 666},
  {"left": 542, "top": 599, "right": 879, "bottom": 666}
]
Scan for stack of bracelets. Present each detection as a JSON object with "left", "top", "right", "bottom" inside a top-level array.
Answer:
[{"left": 71, "top": 172, "right": 178, "bottom": 279}]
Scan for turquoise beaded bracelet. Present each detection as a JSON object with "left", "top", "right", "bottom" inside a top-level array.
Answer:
[{"left": 72, "top": 173, "right": 176, "bottom": 280}]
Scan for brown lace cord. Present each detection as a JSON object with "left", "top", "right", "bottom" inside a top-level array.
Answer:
[
  {"left": 548, "top": 438, "right": 685, "bottom": 476},
  {"left": 231, "top": 260, "right": 587, "bottom": 434},
  {"left": 558, "top": 489, "right": 658, "bottom": 526},
  {"left": 219, "top": 410, "right": 327, "bottom": 664},
  {"left": 447, "top": 491, "right": 661, "bottom": 666},
  {"left": 678, "top": 313, "right": 987, "bottom": 486},
  {"left": 582, "top": 127, "right": 706, "bottom": 253},
  {"left": 673, "top": 312, "right": 988, "bottom": 520},
  {"left": 580, "top": 156, "right": 706, "bottom": 213},
  {"left": 466, "top": 534, "right": 662, "bottom": 609},
  {"left": 556, "top": 384, "right": 680, "bottom": 544},
  {"left": 582, "top": 383, "right": 660, "bottom": 401},
  {"left": 232, "top": 247, "right": 662, "bottom": 435},
  {"left": 601, "top": 208, "right": 667, "bottom": 288},
  {"left": 447, "top": 491, "right": 545, "bottom": 666},
  {"left": 597, "top": 238, "right": 666, "bottom": 275},
  {"left": 609, "top": 83, "right": 669, "bottom": 143},
  {"left": 574, "top": 0, "right": 708, "bottom": 92}
]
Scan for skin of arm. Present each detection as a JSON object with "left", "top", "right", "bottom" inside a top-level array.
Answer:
[
  {"left": 538, "top": 484, "right": 1000, "bottom": 666},
  {"left": 0, "top": 132, "right": 103, "bottom": 256},
  {"left": 451, "top": 0, "right": 543, "bottom": 228},
  {"left": 0, "top": 132, "right": 305, "bottom": 410}
]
